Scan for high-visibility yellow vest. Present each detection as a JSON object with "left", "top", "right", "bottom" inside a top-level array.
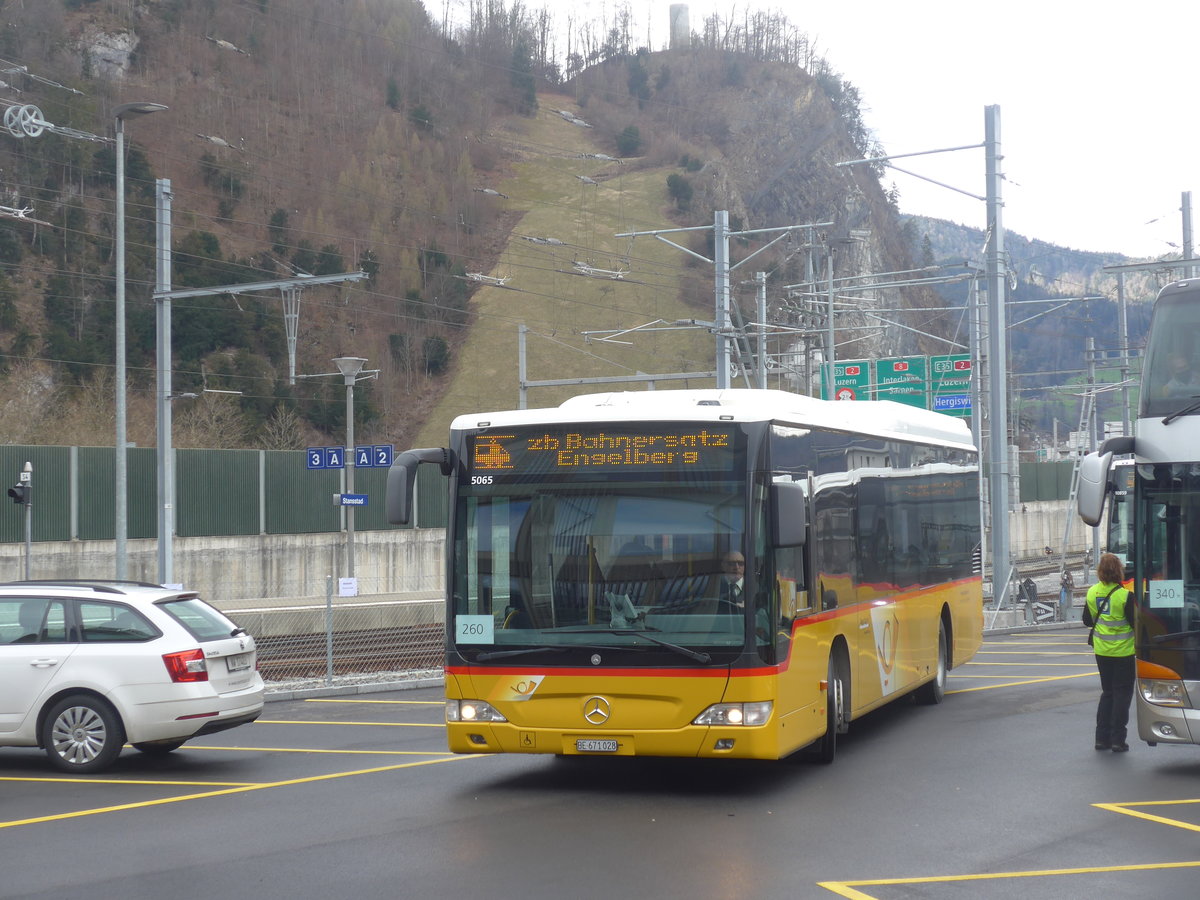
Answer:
[{"left": 1087, "top": 582, "right": 1134, "bottom": 657}]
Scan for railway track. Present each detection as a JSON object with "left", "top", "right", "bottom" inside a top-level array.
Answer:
[{"left": 255, "top": 623, "right": 444, "bottom": 680}]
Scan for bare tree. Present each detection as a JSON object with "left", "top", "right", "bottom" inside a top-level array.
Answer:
[
  {"left": 173, "top": 394, "right": 249, "bottom": 449},
  {"left": 259, "top": 405, "right": 307, "bottom": 450}
]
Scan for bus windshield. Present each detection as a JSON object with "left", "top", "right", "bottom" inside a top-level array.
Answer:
[
  {"left": 1140, "top": 289, "right": 1200, "bottom": 419},
  {"left": 453, "top": 482, "right": 748, "bottom": 656},
  {"left": 1137, "top": 463, "right": 1200, "bottom": 675},
  {"left": 450, "top": 425, "right": 753, "bottom": 659}
]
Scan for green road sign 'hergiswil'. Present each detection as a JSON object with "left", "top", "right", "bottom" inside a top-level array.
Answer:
[
  {"left": 874, "top": 356, "right": 928, "bottom": 409},
  {"left": 930, "top": 353, "right": 973, "bottom": 417},
  {"left": 821, "top": 359, "right": 871, "bottom": 401}
]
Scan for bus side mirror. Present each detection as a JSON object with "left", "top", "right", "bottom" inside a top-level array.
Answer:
[
  {"left": 386, "top": 448, "right": 453, "bottom": 525},
  {"left": 1077, "top": 450, "right": 1112, "bottom": 527},
  {"left": 771, "top": 481, "right": 807, "bottom": 547}
]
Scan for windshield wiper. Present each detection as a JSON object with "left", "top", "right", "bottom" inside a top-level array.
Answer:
[
  {"left": 599, "top": 628, "right": 713, "bottom": 664},
  {"left": 1162, "top": 396, "right": 1200, "bottom": 425},
  {"left": 1151, "top": 629, "right": 1200, "bottom": 643},
  {"left": 548, "top": 627, "right": 716, "bottom": 663},
  {"left": 473, "top": 646, "right": 570, "bottom": 661}
]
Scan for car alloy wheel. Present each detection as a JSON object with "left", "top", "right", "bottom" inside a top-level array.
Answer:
[{"left": 41, "top": 695, "right": 125, "bottom": 773}]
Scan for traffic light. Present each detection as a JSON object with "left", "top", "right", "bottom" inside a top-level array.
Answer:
[{"left": 7, "top": 483, "right": 28, "bottom": 505}]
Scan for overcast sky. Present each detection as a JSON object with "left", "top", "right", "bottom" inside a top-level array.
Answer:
[{"left": 486, "top": 1, "right": 1199, "bottom": 259}]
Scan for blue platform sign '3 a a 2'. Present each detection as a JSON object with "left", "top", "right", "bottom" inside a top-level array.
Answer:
[
  {"left": 306, "top": 446, "right": 344, "bottom": 469},
  {"left": 310, "top": 445, "right": 388, "bottom": 469},
  {"left": 351, "top": 445, "right": 394, "bottom": 468},
  {"left": 306, "top": 447, "right": 345, "bottom": 468}
]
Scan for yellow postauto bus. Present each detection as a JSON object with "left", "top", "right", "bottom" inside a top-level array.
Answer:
[{"left": 387, "top": 389, "right": 982, "bottom": 762}]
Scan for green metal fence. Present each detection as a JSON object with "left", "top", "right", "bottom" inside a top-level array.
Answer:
[
  {"left": 1017, "top": 461, "right": 1075, "bottom": 503},
  {"left": 0, "top": 445, "right": 449, "bottom": 543}
]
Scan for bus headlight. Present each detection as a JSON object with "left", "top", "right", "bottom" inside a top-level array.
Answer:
[
  {"left": 693, "top": 701, "right": 773, "bottom": 726},
  {"left": 446, "top": 699, "right": 508, "bottom": 722},
  {"left": 1137, "top": 659, "right": 1190, "bottom": 708},
  {"left": 1139, "top": 679, "right": 1189, "bottom": 708}
]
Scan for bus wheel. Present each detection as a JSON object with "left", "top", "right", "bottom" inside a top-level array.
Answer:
[
  {"left": 808, "top": 655, "right": 845, "bottom": 764},
  {"left": 915, "top": 620, "right": 947, "bottom": 705}
]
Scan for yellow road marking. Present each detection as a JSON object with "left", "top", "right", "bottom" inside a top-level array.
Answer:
[
  {"left": 951, "top": 674, "right": 1084, "bottom": 679},
  {"left": 256, "top": 719, "right": 444, "bottom": 727},
  {"left": 0, "top": 754, "right": 481, "bottom": 830},
  {"left": 303, "top": 698, "right": 443, "bottom": 706},
  {"left": 976, "top": 650, "right": 1093, "bottom": 655},
  {"left": 0, "top": 776, "right": 257, "bottom": 787},
  {"left": 819, "top": 860, "right": 1200, "bottom": 898},
  {"left": 964, "top": 661, "right": 1094, "bottom": 667},
  {"left": 1097, "top": 799, "right": 1200, "bottom": 833},
  {"left": 819, "top": 787, "right": 1200, "bottom": 896},
  {"left": 948, "top": 672, "right": 1096, "bottom": 693}
]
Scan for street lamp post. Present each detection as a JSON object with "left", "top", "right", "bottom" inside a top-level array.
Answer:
[
  {"left": 333, "top": 357, "right": 367, "bottom": 579},
  {"left": 155, "top": 178, "right": 174, "bottom": 586},
  {"left": 113, "top": 101, "right": 166, "bottom": 580}
]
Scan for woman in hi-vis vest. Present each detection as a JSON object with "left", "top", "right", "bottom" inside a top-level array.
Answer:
[{"left": 1083, "top": 553, "right": 1136, "bottom": 752}]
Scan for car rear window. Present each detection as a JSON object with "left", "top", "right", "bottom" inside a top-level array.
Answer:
[
  {"left": 79, "top": 601, "right": 160, "bottom": 642},
  {"left": 158, "top": 597, "right": 240, "bottom": 641}
]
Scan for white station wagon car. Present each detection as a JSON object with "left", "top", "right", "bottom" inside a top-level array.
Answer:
[{"left": 0, "top": 580, "right": 264, "bottom": 773}]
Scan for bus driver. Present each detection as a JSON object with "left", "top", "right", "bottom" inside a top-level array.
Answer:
[{"left": 717, "top": 551, "right": 746, "bottom": 609}]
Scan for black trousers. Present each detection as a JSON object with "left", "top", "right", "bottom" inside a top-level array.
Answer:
[{"left": 1095, "top": 653, "right": 1136, "bottom": 745}]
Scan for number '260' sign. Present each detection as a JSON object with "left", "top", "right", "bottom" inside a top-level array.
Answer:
[{"left": 456, "top": 614, "right": 494, "bottom": 643}]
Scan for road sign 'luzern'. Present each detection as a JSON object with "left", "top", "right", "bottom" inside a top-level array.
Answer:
[
  {"left": 874, "top": 356, "right": 928, "bottom": 409},
  {"left": 930, "top": 353, "right": 973, "bottom": 417},
  {"left": 821, "top": 359, "right": 871, "bottom": 401}
]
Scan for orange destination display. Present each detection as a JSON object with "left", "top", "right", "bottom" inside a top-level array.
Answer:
[{"left": 470, "top": 427, "right": 740, "bottom": 475}]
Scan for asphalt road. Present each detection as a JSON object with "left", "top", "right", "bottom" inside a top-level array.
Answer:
[{"left": 4, "top": 627, "right": 1200, "bottom": 899}]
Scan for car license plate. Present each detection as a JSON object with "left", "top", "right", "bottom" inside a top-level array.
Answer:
[
  {"left": 225, "top": 652, "right": 252, "bottom": 672},
  {"left": 575, "top": 739, "right": 618, "bottom": 753}
]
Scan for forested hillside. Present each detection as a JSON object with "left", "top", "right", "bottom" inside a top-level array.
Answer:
[{"left": 1, "top": 0, "right": 516, "bottom": 449}]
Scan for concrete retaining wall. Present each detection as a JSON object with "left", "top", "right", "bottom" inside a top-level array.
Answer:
[
  {"left": 1009, "top": 500, "right": 1093, "bottom": 559},
  {"left": 0, "top": 528, "right": 446, "bottom": 607}
]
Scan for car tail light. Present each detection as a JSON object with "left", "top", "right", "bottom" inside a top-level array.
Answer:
[{"left": 163, "top": 648, "right": 209, "bottom": 682}]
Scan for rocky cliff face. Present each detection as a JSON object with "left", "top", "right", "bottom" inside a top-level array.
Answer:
[{"left": 75, "top": 28, "right": 140, "bottom": 80}]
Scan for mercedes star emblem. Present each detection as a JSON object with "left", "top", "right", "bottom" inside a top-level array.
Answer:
[{"left": 583, "top": 696, "right": 611, "bottom": 725}]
